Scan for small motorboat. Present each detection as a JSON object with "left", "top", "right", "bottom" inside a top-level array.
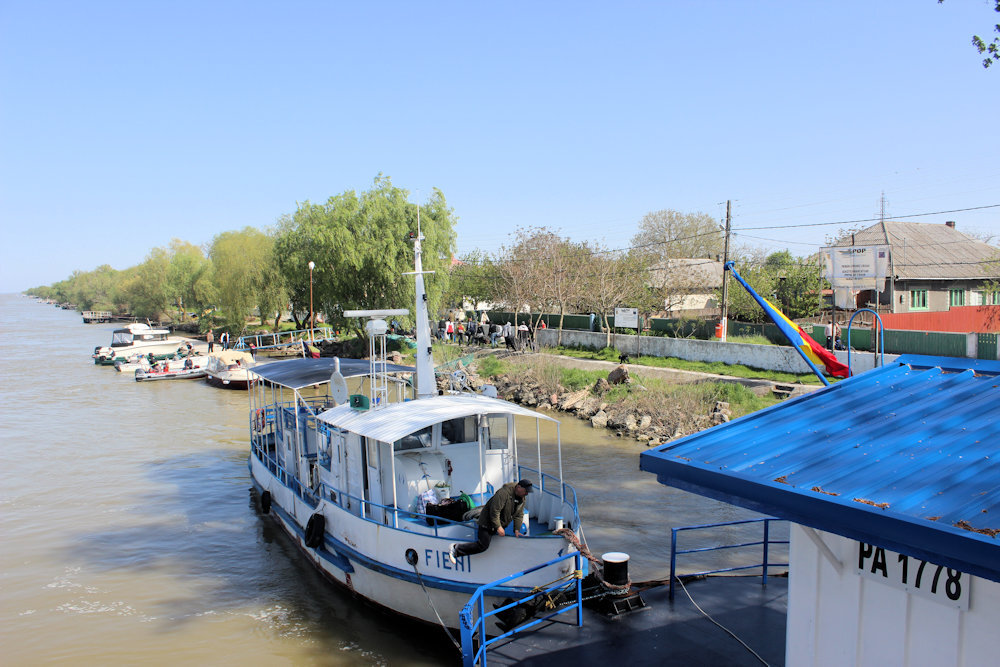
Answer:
[
  {"left": 135, "top": 360, "right": 208, "bottom": 382},
  {"left": 205, "top": 350, "right": 258, "bottom": 389}
]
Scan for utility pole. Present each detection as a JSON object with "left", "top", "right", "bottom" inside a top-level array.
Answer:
[{"left": 720, "top": 200, "right": 732, "bottom": 342}]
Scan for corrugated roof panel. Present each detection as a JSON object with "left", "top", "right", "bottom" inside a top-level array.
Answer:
[
  {"left": 318, "top": 393, "right": 557, "bottom": 443},
  {"left": 639, "top": 354, "right": 1000, "bottom": 583}
]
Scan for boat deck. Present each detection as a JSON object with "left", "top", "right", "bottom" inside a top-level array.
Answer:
[{"left": 480, "top": 574, "right": 787, "bottom": 666}]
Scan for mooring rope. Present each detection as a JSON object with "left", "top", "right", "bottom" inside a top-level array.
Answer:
[
  {"left": 554, "top": 527, "right": 632, "bottom": 593},
  {"left": 411, "top": 563, "right": 462, "bottom": 654}
]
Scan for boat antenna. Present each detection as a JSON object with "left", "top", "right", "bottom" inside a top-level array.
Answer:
[{"left": 403, "top": 204, "right": 436, "bottom": 399}]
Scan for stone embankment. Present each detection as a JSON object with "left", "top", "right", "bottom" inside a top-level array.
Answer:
[{"left": 445, "top": 362, "right": 734, "bottom": 448}]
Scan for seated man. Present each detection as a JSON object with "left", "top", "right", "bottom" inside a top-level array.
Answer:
[{"left": 449, "top": 479, "right": 532, "bottom": 562}]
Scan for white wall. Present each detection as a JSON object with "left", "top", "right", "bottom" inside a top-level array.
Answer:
[
  {"left": 786, "top": 524, "right": 999, "bottom": 667},
  {"left": 536, "top": 328, "right": 897, "bottom": 376}
]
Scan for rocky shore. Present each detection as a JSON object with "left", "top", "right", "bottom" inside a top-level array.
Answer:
[{"left": 443, "top": 361, "right": 734, "bottom": 448}]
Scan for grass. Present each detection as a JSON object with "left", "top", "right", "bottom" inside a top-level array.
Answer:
[
  {"left": 549, "top": 345, "right": 824, "bottom": 385},
  {"left": 472, "top": 354, "right": 779, "bottom": 419}
]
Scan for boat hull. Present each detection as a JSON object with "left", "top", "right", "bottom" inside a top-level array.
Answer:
[
  {"left": 135, "top": 368, "right": 208, "bottom": 381},
  {"left": 249, "top": 455, "right": 578, "bottom": 632}
]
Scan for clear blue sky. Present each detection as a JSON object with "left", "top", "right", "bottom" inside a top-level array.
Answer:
[{"left": 2, "top": 1, "right": 998, "bottom": 292}]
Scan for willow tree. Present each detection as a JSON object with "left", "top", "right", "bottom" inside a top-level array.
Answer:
[
  {"left": 118, "top": 248, "right": 172, "bottom": 319},
  {"left": 166, "top": 239, "right": 213, "bottom": 320},
  {"left": 274, "top": 175, "right": 456, "bottom": 335},
  {"left": 210, "top": 227, "right": 285, "bottom": 331}
]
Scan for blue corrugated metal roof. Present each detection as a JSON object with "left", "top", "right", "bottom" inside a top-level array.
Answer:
[{"left": 639, "top": 354, "right": 1000, "bottom": 583}]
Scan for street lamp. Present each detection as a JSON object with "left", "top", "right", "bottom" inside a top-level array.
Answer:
[{"left": 308, "top": 261, "right": 315, "bottom": 341}]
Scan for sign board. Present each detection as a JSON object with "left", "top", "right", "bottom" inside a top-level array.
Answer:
[
  {"left": 821, "top": 246, "right": 890, "bottom": 289},
  {"left": 857, "top": 542, "right": 970, "bottom": 610},
  {"left": 614, "top": 307, "right": 639, "bottom": 329}
]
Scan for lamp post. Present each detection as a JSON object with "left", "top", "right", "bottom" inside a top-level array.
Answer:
[{"left": 308, "top": 261, "right": 315, "bottom": 342}]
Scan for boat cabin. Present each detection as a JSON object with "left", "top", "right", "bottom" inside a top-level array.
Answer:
[{"left": 110, "top": 323, "right": 171, "bottom": 348}]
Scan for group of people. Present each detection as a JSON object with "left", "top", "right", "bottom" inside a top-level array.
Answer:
[
  {"left": 205, "top": 329, "right": 231, "bottom": 353},
  {"left": 825, "top": 321, "right": 846, "bottom": 351},
  {"left": 436, "top": 313, "right": 544, "bottom": 351}
]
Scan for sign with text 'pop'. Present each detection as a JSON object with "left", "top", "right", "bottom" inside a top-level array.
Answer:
[
  {"left": 821, "top": 246, "right": 890, "bottom": 289},
  {"left": 614, "top": 307, "right": 638, "bottom": 329}
]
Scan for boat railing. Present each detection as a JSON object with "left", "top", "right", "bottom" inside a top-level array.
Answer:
[
  {"left": 315, "top": 484, "right": 482, "bottom": 539},
  {"left": 234, "top": 327, "right": 335, "bottom": 352},
  {"left": 460, "top": 551, "right": 584, "bottom": 667},
  {"left": 668, "top": 517, "right": 789, "bottom": 600},
  {"left": 517, "top": 464, "right": 579, "bottom": 525}
]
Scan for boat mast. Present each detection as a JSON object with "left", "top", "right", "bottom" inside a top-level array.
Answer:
[{"left": 406, "top": 208, "right": 436, "bottom": 399}]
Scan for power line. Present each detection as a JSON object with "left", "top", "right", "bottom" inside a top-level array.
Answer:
[{"left": 733, "top": 203, "right": 1000, "bottom": 232}]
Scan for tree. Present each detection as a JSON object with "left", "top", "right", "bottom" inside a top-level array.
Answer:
[
  {"left": 443, "top": 249, "right": 495, "bottom": 313},
  {"left": 273, "top": 176, "right": 456, "bottom": 336},
  {"left": 631, "top": 209, "right": 724, "bottom": 260},
  {"left": 577, "top": 246, "right": 650, "bottom": 346},
  {"left": 940, "top": 0, "right": 1000, "bottom": 68},
  {"left": 166, "top": 239, "right": 212, "bottom": 320},
  {"left": 718, "top": 259, "right": 776, "bottom": 324},
  {"left": 764, "top": 250, "right": 826, "bottom": 319},
  {"left": 118, "top": 248, "right": 172, "bottom": 319},
  {"left": 210, "top": 227, "right": 285, "bottom": 331}
]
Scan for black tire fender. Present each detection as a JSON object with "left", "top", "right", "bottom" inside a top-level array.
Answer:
[
  {"left": 304, "top": 513, "right": 325, "bottom": 549},
  {"left": 260, "top": 490, "right": 272, "bottom": 515}
]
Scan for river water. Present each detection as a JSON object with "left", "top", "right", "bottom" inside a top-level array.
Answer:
[{"left": 1, "top": 294, "right": 777, "bottom": 665}]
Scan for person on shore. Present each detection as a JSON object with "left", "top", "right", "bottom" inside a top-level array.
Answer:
[
  {"left": 450, "top": 479, "right": 532, "bottom": 562},
  {"left": 445, "top": 320, "right": 454, "bottom": 342},
  {"left": 503, "top": 321, "right": 515, "bottom": 350},
  {"left": 456, "top": 321, "right": 465, "bottom": 344},
  {"left": 207, "top": 329, "right": 215, "bottom": 353},
  {"left": 220, "top": 331, "right": 230, "bottom": 350},
  {"left": 489, "top": 322, "right": 501, "bottom": 347}
]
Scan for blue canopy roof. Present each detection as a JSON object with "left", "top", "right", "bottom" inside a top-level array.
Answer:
[
  {"left": 639, "top": 354, "right": 1000, "bottom": 583},
  {"left": 252, "top": 357, "right": 414, "bottom": 390}
]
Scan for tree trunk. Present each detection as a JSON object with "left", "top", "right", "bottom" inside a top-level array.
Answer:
[
  {"left": 603, "top": 313, "right": 612, "bottom": 347},
  {"left": 557, "top": 305, "right": 565, "bottom": 346}
]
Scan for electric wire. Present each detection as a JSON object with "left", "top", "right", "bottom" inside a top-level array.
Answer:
[{"left": 674, "top": 575, "right": 770, "bottom": 667}]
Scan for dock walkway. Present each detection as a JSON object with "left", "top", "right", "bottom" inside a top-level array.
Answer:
[{"left": 481, "top": 575, "right": 787, "bottom": 666}]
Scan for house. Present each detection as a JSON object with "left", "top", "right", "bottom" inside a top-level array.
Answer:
[
  {"left": 640, "top": 355, "right": 1000, "bottom": 665},
  {"left": 648, "top": 258, "right": 724, "bottom": 318},
  {"left": 827, "top": 221, "right": 1000, "bottom": 313}
]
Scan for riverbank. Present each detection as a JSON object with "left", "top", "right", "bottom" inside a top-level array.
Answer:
[{"left": 458, "top": 352, "right": 805, "bottom": 447}]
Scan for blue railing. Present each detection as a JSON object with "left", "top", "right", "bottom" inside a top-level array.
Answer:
[
  {"left": 516, "top": 464, "right": 579, "bottom": 526},
  {"left": 460, "top": 551, "right": 584, "bottom": 667},
  {"left": 669, "top": 518, "right": 788, "bottom": 600}
]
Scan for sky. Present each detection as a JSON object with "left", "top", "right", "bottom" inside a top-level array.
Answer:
[{"left": 2, "top": 1, "right": 999, "bottom": 292}]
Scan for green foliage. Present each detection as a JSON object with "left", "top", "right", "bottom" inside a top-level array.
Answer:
[
  {"left": 720, "top": 261, "right": 775, "bottom": 323},
  {"left": 210, "top": 227, "right": 285, "bottom": 331},
  {"left": 118, "top": 247, "right": 172, "bottom": 318},
  {"left": 274, "top": 175, "right": 456, "bottom": 335},
  {"left": 764, "top": 251, "right": 825, "bottom": 319},
  {"left": 474, "top": 355, "right": 507, "bottom": 378}
]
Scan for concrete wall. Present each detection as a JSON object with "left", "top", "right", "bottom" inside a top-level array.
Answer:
[
  {"left": 537, "top": 328, "right": 897, "bottom": 376},
  {"left": 787, "top": 525, "right": 997, "bottom": 667}
]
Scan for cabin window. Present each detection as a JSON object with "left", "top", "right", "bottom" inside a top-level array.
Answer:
[
  {"left": 487, "top": 415, "right": 509, "bottom": 449},
  {"left": 394, "top": 425, "right": 432, "bottom": 451},
  {"left": 441, "top": 417, "right": 476, "bottom": 445}
]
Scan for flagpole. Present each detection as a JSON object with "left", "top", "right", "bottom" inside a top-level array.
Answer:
[{"left": 724, "top": 261, "right": 831, "bottom": 386}]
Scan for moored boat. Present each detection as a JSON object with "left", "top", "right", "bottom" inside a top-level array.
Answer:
[
  {"left": 205, "top": 349, "right": 258, "bottom": 389},
  {"left": 135, "top": 363, "right": 208, "bottom": 382},
  {"left": 246, "top": 231, "right": 585, "bottom": 632},
  {"left": 93, "top": 323, "right": 193, "bottom": 365}
]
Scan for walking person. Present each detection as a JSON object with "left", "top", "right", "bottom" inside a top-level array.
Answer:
[
  {"left": 449, "top": 480, "right": 532, "bottom": 562},
  {"left": 220, "top": 331, "right": 230, "bottom": 350},
  {"left": 206, "top": 329, "right": 215, "bottom": 353}
]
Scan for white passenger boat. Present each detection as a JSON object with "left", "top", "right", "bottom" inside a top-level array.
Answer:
[
  {"left": 246, "top": 232, "right": 584, "bottom": 632},
  {"left": 205, "top": 350, "right": 258, "bottom": 389},
  {"left": 92, "top": 323, "right": 192, "bottom": 365}
]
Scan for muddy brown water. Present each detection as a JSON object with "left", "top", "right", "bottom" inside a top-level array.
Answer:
[{"left": 1, "top": 294, "right": 781, "bottom": 665}]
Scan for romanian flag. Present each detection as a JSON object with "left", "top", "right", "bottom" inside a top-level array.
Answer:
[{"left": 725, "top": 263, "right": 849, "bottom": 379}]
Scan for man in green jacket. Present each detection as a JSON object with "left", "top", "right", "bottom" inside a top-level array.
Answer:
[{"left": 450, "top": 479, "right": 532, "bottom": 562}]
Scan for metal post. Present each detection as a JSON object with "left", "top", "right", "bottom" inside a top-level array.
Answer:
[
  {"left": 720, "top": 200, "right": 731, "bottom": 342},
  {"left": 460, "top": 606, "right": 474, "bottom": 666},
  {"left": 576, "top": 552, "right": 584, "bottom": 626},
  {"left": 669, "top": 528, "right": 678, "bottom": 600},
  {"left": 762, "top": 519, "right": 770, "bottom": 587},
  {"left": 308, "top": 260, "right": 315, "bottom": 342}
]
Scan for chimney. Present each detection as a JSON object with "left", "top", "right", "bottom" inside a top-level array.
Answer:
[{"left": 945, "top": 221, "right": 956, "bottom": 228}]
